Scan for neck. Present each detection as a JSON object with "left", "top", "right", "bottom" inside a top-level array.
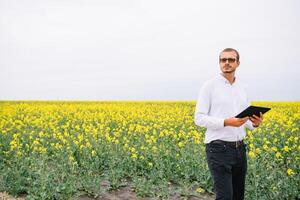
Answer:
[{"left": 221, "top": 73, "right": 235, "bottom": 84}]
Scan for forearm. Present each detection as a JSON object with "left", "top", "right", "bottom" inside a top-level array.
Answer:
[{"left": 194, "top": 113, "right": 224, "bottom": 130}]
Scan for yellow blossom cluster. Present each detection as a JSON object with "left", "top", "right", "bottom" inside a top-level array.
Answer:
[{"left": 0, "top": 101, "right": 299, "bottom": 196}]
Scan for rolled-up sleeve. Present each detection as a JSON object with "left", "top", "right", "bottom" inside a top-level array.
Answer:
[
  {"left": 194, "top": 82, "right": 224, "bottom": 130},
  {"left": 244, "top": 120, "right": 256, "bottom": 130}
]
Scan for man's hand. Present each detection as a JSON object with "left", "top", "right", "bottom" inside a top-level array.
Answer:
[
  {"left": 249, "top": 112, "right": 263, "bottom": 127},
  {"left": 224, "top": 117, "right": 249, "bottom": 127}
]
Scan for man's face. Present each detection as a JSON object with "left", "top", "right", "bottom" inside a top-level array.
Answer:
[{"left": 219, "top": 51, "right": 240, "bottom": 74}]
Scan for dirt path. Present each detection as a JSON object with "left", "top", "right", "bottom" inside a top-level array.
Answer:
[
  {"left": 0, "top": 192, "right": 24, "bottom": 200},
  {"left": 1, "top": 186, "right": 214, "bottom": 200},
  {"left": 79, "top": 185, "right": 214, "bottom": 200},
  {"left": 1, "top": 190, "right": 214, "bottom": 200}
]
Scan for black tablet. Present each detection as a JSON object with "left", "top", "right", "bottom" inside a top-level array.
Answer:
[{"left": 235, "top": 106, "right": 271, "bottom": 118}]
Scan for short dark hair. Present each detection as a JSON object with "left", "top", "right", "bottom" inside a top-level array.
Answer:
[{"left": 219, "top": 48, "right": 240, "bottom": 62}]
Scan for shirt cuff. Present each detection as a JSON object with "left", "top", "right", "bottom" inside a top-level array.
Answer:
[{"left": 218, "top": 118, "right": 225, "bottom": 129}]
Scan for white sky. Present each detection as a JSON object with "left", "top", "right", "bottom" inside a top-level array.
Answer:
[{"left": 0, "top": 0, "right": 299, "bottom": 101}]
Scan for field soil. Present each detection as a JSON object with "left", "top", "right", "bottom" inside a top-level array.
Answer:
[
  {"left": 0, "top": 177, "right": 214, "bottom": 200},
  {"left": 1, "top": 189, "right": 214, "bottom": 200}
]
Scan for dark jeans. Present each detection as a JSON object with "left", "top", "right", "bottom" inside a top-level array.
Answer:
[{"left": 206, "top": 141, "right": 247, "bottom": 200}]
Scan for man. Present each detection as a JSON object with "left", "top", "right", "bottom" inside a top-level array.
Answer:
[{"left": 194, "top": 48, "right": 263, "bottom": 200}]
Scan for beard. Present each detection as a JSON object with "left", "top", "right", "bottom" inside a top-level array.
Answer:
[
  {"left": 222, "top": 65, "right": 235, "bottom": 73},
  {"left": 223, "top": 69, "right": 235, "bottom": 73}
]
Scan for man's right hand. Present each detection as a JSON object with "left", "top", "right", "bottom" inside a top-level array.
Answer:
[{"left": 224, "top": 117, "right": 249, "bottom": 127}]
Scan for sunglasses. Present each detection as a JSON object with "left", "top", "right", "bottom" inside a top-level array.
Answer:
[{"left": 219, "top": 58, "right": 237, "bottom": 63}]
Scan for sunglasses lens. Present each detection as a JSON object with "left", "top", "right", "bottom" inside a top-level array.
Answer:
[
  {"left": 228, "top": 58, "right": 236, "bottom": 63},
  {"left": 220, "top": 58, "right": 227, "bottom": 63},
  {"left": 220, "top": 58, "right": 236, "bottom": 63}
]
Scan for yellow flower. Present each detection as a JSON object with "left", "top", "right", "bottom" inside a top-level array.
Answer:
[
  {"left": 69, "top": 155, "right": 75, "bottom": 162},
  {"left": 196, "top": 187, "right": 205, "bottom": 193},
  {"left": 131, "top": 153, "right": 138, "bottom": 160},
  {"left": 152, "top": 146, "right": 158, "bottom": 153},
  {"left": 148, "top": 162, "right": 153, "bottom": 168},
  {"left": 255, "top": 148, "right": 261, "bottom": 155},
  {"left": 33, "top": 139, "right": 40, "bottom": 146},
  {"left": 275, "top": 152, "right": 282, "bottom": 159},
  {"left": 91, "top": 150, "right": 96, "bottom": 157},
  {"left": 38, "top": 131, "right": 44, "bottom": 138},
  {"left": 249, "top": 151, "right": 255, "bottom": 158},
  {"left": 130, "top": 147, "right": 136, "bottom": 153},
  {"left": 271, "top": 147, "right": 278, "bottom": 152},
  {"left": 9, "top": 140, "right": 18, "bottom": 150},
  {"left": 283, "top": 146, "right": 289, "bottom": 152},
  {"left": 287, "top": 168, "right": 295, "bottom": 176},
  {"left": 249, "top": 143, "right": 254, "bottom": 149},
  {"left": 178, "top": 141, "right": 184, "bottom": 148}
]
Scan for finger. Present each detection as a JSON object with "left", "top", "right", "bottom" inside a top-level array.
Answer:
[
  {"left": 243, "top": 116, "right": 249, "bottom": 120},
  {"left": 252, "top": 115, "right": 261, "bottom": 121},
  {"left": 238, "top": 118, "right": 246, "bottom": 123},
  {"left": 238, "top": 117, "right": 248, "bottom": 122},
  {"left": 243, "top": 118, "right": 249, "bottom": 123},
  {"left": 250, "top": 117, "right": 261, "bottom": 125},
  {"left": 260, "top": 112, "right": 263, "bottom": 120},
  {"left": 252, "top": 117, "right": 261, "bottom": 123}
]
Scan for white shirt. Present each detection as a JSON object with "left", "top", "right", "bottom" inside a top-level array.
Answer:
[{"left": 194, "top": 74, "right": 255, "bottom": 143}]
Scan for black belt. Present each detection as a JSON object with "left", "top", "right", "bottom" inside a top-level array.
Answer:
[{"left": 210, "top": 140, "right": 244, "bottom": 148}]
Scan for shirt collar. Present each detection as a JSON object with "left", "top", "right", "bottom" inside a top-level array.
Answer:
[{"left": 218, "top": 74, "right": 237, "bottom": 85}]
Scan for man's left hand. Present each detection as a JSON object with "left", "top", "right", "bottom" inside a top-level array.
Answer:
[{"left": 249, "top": 112, "right": 263, "bottom": 127}]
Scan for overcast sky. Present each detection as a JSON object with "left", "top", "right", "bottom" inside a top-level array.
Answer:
[{"left": 0, "top": 0, "right": 299, "bottom": 101}]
